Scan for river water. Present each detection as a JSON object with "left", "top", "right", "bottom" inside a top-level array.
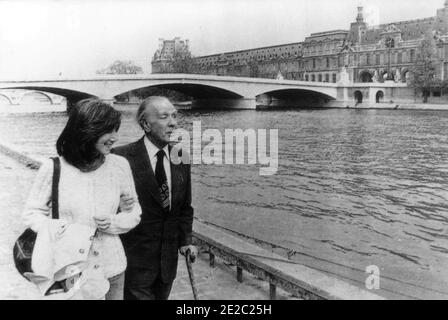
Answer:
[{"left": 1, "top": 104, "right": 448, "bottom": 299}]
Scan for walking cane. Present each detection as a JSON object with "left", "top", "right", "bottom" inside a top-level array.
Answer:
[{"left": 185, "top": 249, "right": 199, "bottom": 300}]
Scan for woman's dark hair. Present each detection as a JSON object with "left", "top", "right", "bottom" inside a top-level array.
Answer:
[{"left": 56, "top": 99, "right": 121, "bottom": 169}]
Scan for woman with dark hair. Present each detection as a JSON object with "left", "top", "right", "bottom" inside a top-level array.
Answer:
[
  {"left": 56, "top": 99, "right": 124, "bottom": 171},
  {"left": 22, "top": 99, "right": 141, "bottom": 300}
]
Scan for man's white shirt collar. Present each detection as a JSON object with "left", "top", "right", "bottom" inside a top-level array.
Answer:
[{"left": 144, "top": 135, "right": 169, "bottom": 161}]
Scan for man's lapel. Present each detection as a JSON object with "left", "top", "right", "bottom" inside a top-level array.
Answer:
[{"left": 132, "top": 137, "right": 164, "bottom": 210}]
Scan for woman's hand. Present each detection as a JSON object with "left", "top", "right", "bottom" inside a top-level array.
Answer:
[
  {"left": 93, "top": 214, "right": 111, "bottom": 231},
  {"left": 119, "top": 193, "right": 135, "bottom": 212}
]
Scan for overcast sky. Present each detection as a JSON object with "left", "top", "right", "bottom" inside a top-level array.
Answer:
[{"left": 0, "top": 0, "right": 445, "bottom": 79}]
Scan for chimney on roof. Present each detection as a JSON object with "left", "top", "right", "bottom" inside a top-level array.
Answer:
[{"left": 158, "top": 38, "right": 164, "bottom": 51}]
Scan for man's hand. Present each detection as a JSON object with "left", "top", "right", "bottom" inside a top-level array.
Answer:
[
  {"left": 93, "top": 214, "right": 111, "bottom": 231},
  {"left": 180, "top": 245, "right": 197, "bottom": 263},
  {"left": 119, "top": 194, "right": 135, "bottom": 212}
]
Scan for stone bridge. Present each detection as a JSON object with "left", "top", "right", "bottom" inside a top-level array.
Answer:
[
  {"left": 0, "top": 90, "right": 65, "bottom": 105},
  {"left": 0, "top": 74, "right": 407, "bottom": 109}
]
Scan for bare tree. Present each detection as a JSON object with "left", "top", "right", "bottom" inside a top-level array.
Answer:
[
  {"left": 96, "top": 60, "right": 143, "bottom": 75},
  {"left": 171, "top": 50, "right": 194, "bottom": 73},
  {"left": 96, "top": 60, "right": 143, "bottom": 102},
  {"left": 408, "top": 32, "right": 440, "bottom": 103}
]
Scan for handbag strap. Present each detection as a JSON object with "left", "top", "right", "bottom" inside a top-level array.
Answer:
[{"left": 51, "top": 157, "right": 60, "bottom": 220}]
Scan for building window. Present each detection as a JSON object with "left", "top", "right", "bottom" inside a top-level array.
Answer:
[
  {"left": 366, "top": 54, "right": 370, "bottom": 65},
  {"left": 397, "top": 52, "right": 402, "bottom": 64},
  {"left": 313, "top": 58, "right": 316, "bottom": 69},
  {"left": 305, "top": 74, "right": 309, "bottom": 81},
  {"left": 332, "top": 74, "right": 337, "bottom": 83},
  {"left": 376, "top": 90, "right": 384, "bottom": 103},
  {"left": 376, "top": 54, "right": 380, "bottom": 65},
  {"left": 410, "top": 49, "right": 415, "bottom": 62},
  {"left": 318, "top": 74, "right": 322, "bottom": 82},
  {"left": 312, "top": 74, "right": 316, "bottom": 82},
  {"left": 360, "top": 71, "right": 373, "bottom": 82},
  {"left": 326, "top": 57, "right": 330, "bottom": 68},
  {"left": 354, "top": 90, "right": 363, "bottom": 104},
  {"left": 325, "top": 74, "right": 330, "bottom": 82}
]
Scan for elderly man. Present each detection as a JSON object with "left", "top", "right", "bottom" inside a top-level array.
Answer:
[{"left": 113, "top": 96, "right": 197, "bottom": 300}]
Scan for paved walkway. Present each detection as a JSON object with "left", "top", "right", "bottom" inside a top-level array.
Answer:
[
  {"left": 0, "top": 151, "right": 295, "bottom": 300},
  {"left": 171, "top": 253, "right": 295, "bottom": 300},
  {"left": 0, "top": 152, "right": 40, "bottom": 299}
]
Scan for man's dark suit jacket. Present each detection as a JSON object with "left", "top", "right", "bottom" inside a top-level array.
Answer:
[{"left": 113, "top": 137, "right": 193, "bottom": 283}]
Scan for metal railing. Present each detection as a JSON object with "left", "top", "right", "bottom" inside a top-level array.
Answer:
[{"left": 192, "top": 230, "right": 328, "bottom": 300}]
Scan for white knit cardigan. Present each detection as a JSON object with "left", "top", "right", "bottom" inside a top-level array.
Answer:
[{"left": 22, "top": 154, "right": 142, "bottom": 278}]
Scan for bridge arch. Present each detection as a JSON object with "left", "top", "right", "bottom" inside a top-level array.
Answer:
[
  {"left": 0, "top": 94, "right": 12, "bottom": 105},
  {"left": 251, "top": 84, "right": 337, "bottom": 100},
  {"left": 255, "top": 88, "right": 336, "bottom": 108},
  {"left": 112, "top": 82, "right": 244, "bottom": 100},
  {"left": 20, "top": 91, "right": 53, "bottom": 104},
  {"left": 3, "top": 86, "right": 97, "bottom": 106}
]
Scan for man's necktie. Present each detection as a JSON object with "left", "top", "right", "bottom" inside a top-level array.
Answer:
[{"left": 155, "top": 150, "right": 170, "bottom": 212}]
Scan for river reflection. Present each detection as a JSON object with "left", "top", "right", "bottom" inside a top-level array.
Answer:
[{"left": 1, "top": 105, "right": 448, "bottom": 299}]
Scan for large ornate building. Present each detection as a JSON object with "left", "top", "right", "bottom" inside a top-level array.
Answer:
[
  {"left": 152, "top": 2, "right": 448, "bottom": 86},
  {"left": 152, "top": 37, "right": 191, "bottom": 73}
]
